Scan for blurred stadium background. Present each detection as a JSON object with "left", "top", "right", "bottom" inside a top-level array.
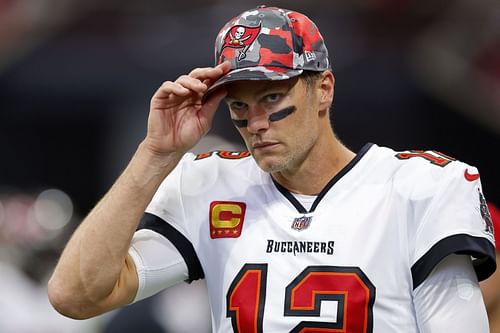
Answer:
[{"left": 0, "top": 0, "right": 499, "bottom": 332}]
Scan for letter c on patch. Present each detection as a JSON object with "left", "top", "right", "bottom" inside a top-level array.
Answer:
[{"left": 209, "top": 201, "right": 246, "bottom": 239}]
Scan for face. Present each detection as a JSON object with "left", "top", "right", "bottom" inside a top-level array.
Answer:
[{"left": 225, "top": 76, "right": 322, "bottom": 174}]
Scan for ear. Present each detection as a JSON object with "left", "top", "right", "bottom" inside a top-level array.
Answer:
[{"left": 318, "top": 71, "right": 335, "bottom": 111}]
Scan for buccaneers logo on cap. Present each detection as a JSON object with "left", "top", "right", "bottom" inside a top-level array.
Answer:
[{"left": 221, "top": 25, "right": 261, "bottom": 61}]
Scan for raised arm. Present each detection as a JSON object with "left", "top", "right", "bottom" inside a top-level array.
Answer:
[{"left": 47, "top": 62, "right": 230, "bottom": 319}]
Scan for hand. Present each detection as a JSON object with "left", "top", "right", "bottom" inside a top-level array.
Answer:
[{"left": 145, "top": 61, "right": 231, "bottom": 158}]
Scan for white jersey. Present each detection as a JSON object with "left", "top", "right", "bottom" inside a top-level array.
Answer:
[{"left": 135, "top": 143, "right": 495, "bottom": 332}]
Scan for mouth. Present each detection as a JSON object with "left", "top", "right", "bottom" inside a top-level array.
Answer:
[{"left": 252, "top": 141, "right": 279, "bottom": 151}]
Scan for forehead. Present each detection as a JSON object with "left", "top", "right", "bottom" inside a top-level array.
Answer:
[{"left": 225, "top": 77, "right": 301, "bottom": 100}]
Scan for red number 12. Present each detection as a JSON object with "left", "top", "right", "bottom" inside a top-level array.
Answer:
[{"left": 227, "top": 264, "right": 375, "bottom": 333}]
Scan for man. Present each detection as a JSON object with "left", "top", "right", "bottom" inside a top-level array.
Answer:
[{"left": 48, "top": 6, "right": 495, "bottom": 332}]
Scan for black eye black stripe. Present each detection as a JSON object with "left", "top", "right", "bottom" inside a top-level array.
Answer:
[
  {"left": 231, "top": 105, "right": 297, "bottom": 128},
  {"left": 231, "top": 119, "right": 248, "bottom": 128},
  {"left": 268, "top": 106, "right": 296, "bottom": 122}
]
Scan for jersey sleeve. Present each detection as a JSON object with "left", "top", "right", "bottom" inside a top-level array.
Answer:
[
  {"left": 135, "top": 153, "right": 204, "bottom": 282},
  {"left": 410, "top": 162, "right": 496, "bottom": 289}
]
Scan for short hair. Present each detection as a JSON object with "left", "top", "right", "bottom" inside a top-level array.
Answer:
[{"left": 300, "top": 70, "right": 324, "bottom": 90}]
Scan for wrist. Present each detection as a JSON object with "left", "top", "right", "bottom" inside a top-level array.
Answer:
[
  {"left": 130, "top": 142, "right": 184, "bottom": 184},
  {"left": 139, "top": 139, "right": 186, "bottom": 162}
]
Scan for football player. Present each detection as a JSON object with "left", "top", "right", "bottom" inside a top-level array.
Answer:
[{"left": 49, "top": 6, "right": 495, "bottom": 332}]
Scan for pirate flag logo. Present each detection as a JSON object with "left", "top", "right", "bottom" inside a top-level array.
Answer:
[
  {"left": 221, "top": 24, "right": 261, "bottom": 61},
  {"left": 478, "top": 188, "right": 494, "bottom": 235}
]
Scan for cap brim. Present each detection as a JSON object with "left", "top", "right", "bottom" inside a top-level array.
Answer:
[{"left": 203, "top": 66, "right": 303, "bottom": 101}]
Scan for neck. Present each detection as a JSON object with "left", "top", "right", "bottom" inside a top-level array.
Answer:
[{"left": 272, "top": 130, "right": 355, "bottom": 195}]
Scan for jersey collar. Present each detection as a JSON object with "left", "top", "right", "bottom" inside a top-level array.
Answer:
[{"left": 271, "top": 143, "right": 374, "bottom": 214}]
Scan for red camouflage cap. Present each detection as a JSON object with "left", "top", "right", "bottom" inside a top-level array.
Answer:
[{"left": 205, "top": 5, "right": 331, "bottom": 97}]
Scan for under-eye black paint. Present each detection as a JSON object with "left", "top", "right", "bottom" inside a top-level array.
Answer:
[
  {"left": 231, "top": 118, "right": 248, "bottom": 128},
  {"left": 231, "top": 105, "right": 297, "bottom": 128},
  {"left": 268, "top": 106, "right": 296, "bottom": 122}
]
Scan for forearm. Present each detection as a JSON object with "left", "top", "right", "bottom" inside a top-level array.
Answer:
[{"left": 48, "top": 141, "right": 182, "bottom": 317}]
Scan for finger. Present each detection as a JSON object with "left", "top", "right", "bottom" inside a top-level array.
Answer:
[
  {"left": 189, "top": 61, "right": 230, "bottom": 75},
  {"left": 189, "top": 61, "right": 232, "bottom": 81},
  {"left": 217, "top": 60, "right": 232, "bottom": 75},
  {"left": 175, "top": 75, "right": 208, "bottom": 94},
  {"left": 189, "top": 67, "right": 221, "bottom": 79},
  {"left": 202, "top": 61, "right": 233, "bottom": 87},
  {"left": 153, "top": 81, "right": 191, "bottom": 99}
]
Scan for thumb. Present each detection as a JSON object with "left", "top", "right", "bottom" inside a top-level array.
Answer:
[{"left": 199, "top": 86, "right": 227, "bottom": 129}]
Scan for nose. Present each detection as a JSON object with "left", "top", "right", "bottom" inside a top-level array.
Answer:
[{"left": 246, "top": 106, "right": 269, "bottom": 134}]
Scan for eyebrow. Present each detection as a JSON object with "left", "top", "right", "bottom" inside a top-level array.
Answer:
[
  {"left": 254, "top": 81, "right": 286, "bottom": 98},
  {"left": 226, "top": 77, "right": 299, "bottom": 101},
  {"left": 231, "top": 105, "right": 297, "bottom": 128}
]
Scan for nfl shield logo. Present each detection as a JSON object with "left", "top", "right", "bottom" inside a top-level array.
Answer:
[{"left": 291, "top": 215, "right": 312, "bottom": 231}]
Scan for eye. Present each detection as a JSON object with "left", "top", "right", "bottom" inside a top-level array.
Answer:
[
  {"left": 229, "top": 101, "right": 248, "bottom": 113},
  {"left": 264, "top": 93, "right": 282, "bottom": 103}
]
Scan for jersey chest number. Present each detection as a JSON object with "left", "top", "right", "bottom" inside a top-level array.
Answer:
[{"left": 226, "top": 264, "right": 376, "bottom": 333}]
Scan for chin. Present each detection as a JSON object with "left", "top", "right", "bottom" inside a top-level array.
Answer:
[{"left": 254, "top": 156, "right": 287, "bottom": 173}]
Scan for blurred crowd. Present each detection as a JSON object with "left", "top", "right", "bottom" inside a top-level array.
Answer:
[{"left": 0, "top": 0, "right": 499, "bottom": 332}]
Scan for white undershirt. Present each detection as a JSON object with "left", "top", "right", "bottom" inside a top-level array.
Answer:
[{"left": 291, "top": 193, "right": 317, "bottom": 211}]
